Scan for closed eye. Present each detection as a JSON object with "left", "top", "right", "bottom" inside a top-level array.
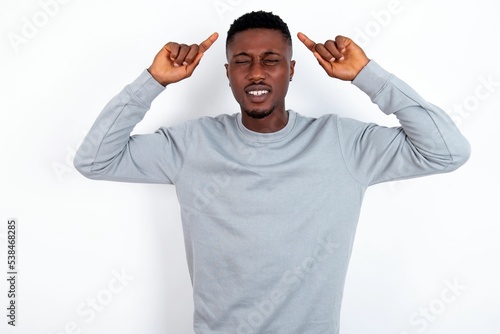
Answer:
[{"left": 264, "top": 59, "right": 280, "bottom": 65}]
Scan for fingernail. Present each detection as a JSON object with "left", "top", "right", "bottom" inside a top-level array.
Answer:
[
  {"left": 330, "top": 58, "right": 336, "bottom": 62},
  {"left": 183, "top": 62, "right": 188, "bottom": 66},
  {"left": 174, "top": 63, "right": 180, "bottom": 67}
]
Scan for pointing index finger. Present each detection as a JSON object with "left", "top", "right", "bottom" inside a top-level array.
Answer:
[
  {"left": 297, "top": 32, "right": 316, "bottom": 52},
  {"left": 199, "top": 32, "right": 219, "bottom": 53}
]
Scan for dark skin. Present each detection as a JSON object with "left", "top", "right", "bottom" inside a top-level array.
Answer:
[
  {"left": 225, "top": 29, "right": 295, "bottom": 133},
  {"left": 148, "top": 30, "right": 370, "bottom": 133}
]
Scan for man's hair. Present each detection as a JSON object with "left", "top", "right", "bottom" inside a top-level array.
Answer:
[{"left": 226, "top": 11, "right": 292, "bottom": 48}]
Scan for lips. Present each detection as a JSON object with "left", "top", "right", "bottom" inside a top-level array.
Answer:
[{"left": 245, "top": 84, "right": 271, "bottom": 102}]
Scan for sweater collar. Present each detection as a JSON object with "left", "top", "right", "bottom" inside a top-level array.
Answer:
[{"left": 236, "top": 110, "right": 297, "bottom": 143}]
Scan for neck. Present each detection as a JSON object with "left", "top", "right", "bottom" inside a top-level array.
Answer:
[{"left": 241, "top": 108, "right": 289, "bottom": 133}]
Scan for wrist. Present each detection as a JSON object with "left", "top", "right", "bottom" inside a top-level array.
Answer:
[
  {"left": 350, "top": 57, "right": 370, "bottom": 82},
  {"left": 147, "top": 67, "right": 169, "bottom": 87},
  {"left": 131, "top": 69, "right": 167, "bottom": 103}
]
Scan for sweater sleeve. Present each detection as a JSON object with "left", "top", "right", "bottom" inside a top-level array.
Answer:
[
  {"left": 338, "top": 60, "right": 471, "bottom": 187},
  {"left": 74, "top": 70, "right": 191, "bottom": 184}
]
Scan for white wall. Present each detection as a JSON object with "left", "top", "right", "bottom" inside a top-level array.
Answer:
[{"left": 1, "top": 0, "right": 499, "bottom": 333}]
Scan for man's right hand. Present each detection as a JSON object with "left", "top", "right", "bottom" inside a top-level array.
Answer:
[{"left": 148, "top": 32, "right": 219, "bottom": 86}]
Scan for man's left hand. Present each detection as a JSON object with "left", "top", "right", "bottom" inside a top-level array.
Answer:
[{"left": 298, "top": 32, "right": 370, "bottom": 81}]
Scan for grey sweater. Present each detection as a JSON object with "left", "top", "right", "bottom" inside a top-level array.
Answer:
[{"left": 74, "top": 61, "right": 470, "bottom": 333}]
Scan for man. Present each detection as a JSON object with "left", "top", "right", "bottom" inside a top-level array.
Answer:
[{"left": 74, "top": 11, "right": 470, "bottom": 334}]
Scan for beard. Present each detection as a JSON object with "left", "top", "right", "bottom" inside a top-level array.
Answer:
[{"left": 243, "top": 105, "right": 276, "bottom": 119}]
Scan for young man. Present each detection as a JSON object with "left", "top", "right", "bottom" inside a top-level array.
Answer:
[{"left": 74, "top": 11, "right": 470, "bottom": 334}]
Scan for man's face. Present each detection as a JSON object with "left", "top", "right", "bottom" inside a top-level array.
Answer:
[{"left": 225, "top": 29, "right": 295, "bottom": 120}]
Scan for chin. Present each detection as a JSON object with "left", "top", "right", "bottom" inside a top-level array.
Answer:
[{"left": 243, "top": 106, "right": 275, "bottom": 120}]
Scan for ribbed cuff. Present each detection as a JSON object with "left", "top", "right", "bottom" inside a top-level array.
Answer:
[
  {"left": 127, "top": 69, "right": 166, "bottom": 107},
  {"left": 351, "top": 60, "right": 393, "bottom": 104}
]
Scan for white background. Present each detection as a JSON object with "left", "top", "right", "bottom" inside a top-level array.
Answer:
[{"left": 1, "top": 0, "right": 499, "bottom": 333}]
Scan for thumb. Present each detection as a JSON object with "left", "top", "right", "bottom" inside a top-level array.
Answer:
[
  {"left": 186, "top": 32, "right": 219, "bottom": 74},
  {"left": 199, "top": 32, "right": 219, "bottom": 54}
]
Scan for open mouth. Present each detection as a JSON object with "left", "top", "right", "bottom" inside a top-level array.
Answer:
[
  {"left": 245, "top": 85, "right": 272, "bottom": 102},
  {"left": 247, "top": 90, "right": 269, "bottom": 96}
]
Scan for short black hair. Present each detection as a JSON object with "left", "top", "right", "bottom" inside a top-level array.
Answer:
[{"left": 226, "top": 11, "right": 292, "bottom": 48}]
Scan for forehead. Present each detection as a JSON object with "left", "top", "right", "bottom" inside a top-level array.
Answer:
[{"left": 226, "top": 28, "right": 291, "bottom": 57}]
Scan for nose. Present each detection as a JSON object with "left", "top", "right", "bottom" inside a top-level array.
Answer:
[{"left": 248, "top": 62, "right": 266, "bottom": 82}]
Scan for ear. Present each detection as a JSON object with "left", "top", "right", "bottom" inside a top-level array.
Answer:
[
  {"left": 290, "top": 60, "right": 296, "bottom": 81},
  {"left": 225, "top": 63, "right": 231, "bottom": 86}
]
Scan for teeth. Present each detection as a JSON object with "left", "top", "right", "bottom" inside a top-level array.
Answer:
[{"left": 248, "top": 90, "right": 269, "bottom": 96}]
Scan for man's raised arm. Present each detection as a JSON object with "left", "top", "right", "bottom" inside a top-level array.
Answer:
[
  {"left": 298, "top": 32, "right": 470, "bottom": 185},
  {"left": 73, "top": 33, "right": 218, "bottom": 184}
]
